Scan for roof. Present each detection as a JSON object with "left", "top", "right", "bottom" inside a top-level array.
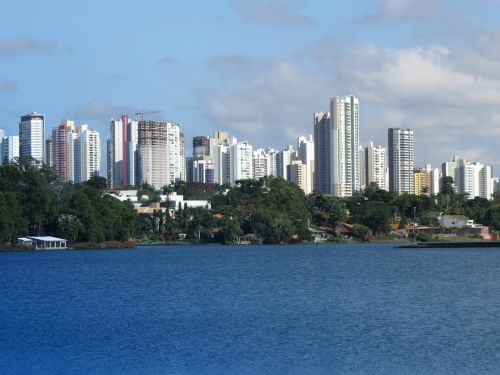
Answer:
[
  {"left": 28, "top": 236, "right": 67, "bottom": 242},
  {"left": 18, "top": 237, "right": 33, "bottom": 242},
  {"left": 441, "top": 215, "right": 468, "bottom": 220}
]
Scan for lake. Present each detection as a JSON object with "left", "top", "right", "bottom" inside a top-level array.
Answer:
[{"left": 1, "top": 243, "right": 499, "bottom": 374}]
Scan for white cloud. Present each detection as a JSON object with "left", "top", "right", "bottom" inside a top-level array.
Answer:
[{"left": 200, "top": 56, "right": 328, "bottom": 144}]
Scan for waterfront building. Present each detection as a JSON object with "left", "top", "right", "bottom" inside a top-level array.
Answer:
[
  {"left": 108, "top": 115, "right": 128, "bottom": 188},
  {"left": 231, "top": 141, "right": 253, "bottom": 184},
  {"left": 413, "top": 168, "right": 431, "bottom": 196},
  {"left": 1, "top": 135, "right": 19, "bottom": 164},
  {"left": 288, "top": 160, "right": 307, "bottom": 192},
  {"left": 361, "top": 141, "right": 387, "bottom": 191},
  {"left": 52, "top": 120, "right": 77, "bottom": 182},
  {"left": 126, "top": 120, "right": 139, "bottom": 186},
  {"left": 297, "top": 135, "right": 314, "bottom": 194},
  {"left": 214, "top": 139, "right": 234, "bottom": 185},
  {"left": 253, "top": 148, "right": 268, "bottom": 180},
  {"left": 276, "top": 145, "right": 295, "bottom": 180},
  {"left": 313, "top": 111, "right": 331, "bottom": 194},
  {"left": 193, "top": 156, "right": 215, "bottom": 184},
  {"left": 193, "top": 136, "right": 210, "bottom": 158},
  {"left": 454, "top": 158, "right": 492, "bottom": 199},
  {"left": 44, "top": 138, "right": 53, "bottom": 167},
  {"left": 19, "top": 112, "right": 45, "bottom": 164},
  {"left": 266, "top": 148, "right": 278, "bottom": 177},
  {"left": 427, "top": 165, "right": 441, "bottom": 195},
  {"left": 388, "top": 128, "right": 414, "bottom": 194},
  {"left": 330, "top": 96, "right": 360, "bottom": 197},
  {"left": 79, "top": 125, "right": 101, "bottom": 182},
  {"left": 137, "top": 120, "right": 183, "bottom": 189}
]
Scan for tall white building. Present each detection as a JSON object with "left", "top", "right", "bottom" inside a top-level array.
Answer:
[
  {"left": 19, "top": 112, "right": 44, "bottom": 164},
  {"left": 388, "top": 128, "right": 414, "bottom": 194},
  {"left": 362, "top": 141, "right": 387, "bottom": 191},
  {"left": 331, "top": 96, "right": 360, "bottom": 197},
  {"left": 266, "top": 148, "right": 278, "bottom": 177},
  {"left": 1, "top": 135, "right": 19, "bottom": 164},
  {"left": 137, "top": 120, "right": 183, "bottom": 189},
  {"left": 231, "top": 141, "right": 253, "bottom": 184},
  {"left": 253, "top": 148, "right": 268, "bottom": 180},
  {"left": 126, "top": 120, "right": 138, "bottom": 186},
  {"left": 79, "top": 125, "right": 101, "bottom": 182},
  {"left": 276, "top": 145, "right": 295, "bottom": 180},
  {"left": 212, "top": 135, "right": 235, "bottom": 185},
  {"left": 455, "top": 158, "right": 492, "bottom": 199},
  {"left": 297, "top": 135, "right": 314, "bottom": 194},
  {"left": 426, "top": 164, "right": 441, "bottom": 195}
]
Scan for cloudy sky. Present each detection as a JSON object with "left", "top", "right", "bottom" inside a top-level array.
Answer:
[{"left": 1, "top": 0, "right": 499, "bottom": 173}]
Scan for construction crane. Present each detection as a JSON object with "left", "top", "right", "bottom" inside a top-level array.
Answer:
[{"left": 135, "top": 110, "right": 163, "bottom": 121}]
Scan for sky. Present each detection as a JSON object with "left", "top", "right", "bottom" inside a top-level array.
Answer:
[{"left": 1, "top": 0, "right": 499, "bottom": 174}]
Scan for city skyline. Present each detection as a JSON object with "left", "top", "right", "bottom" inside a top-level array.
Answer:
[{"left": 1, "top": 1, "right": 499, "bottom": 172}]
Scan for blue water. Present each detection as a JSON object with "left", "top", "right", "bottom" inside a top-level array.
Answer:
[{"left": 1, "top": 244, "right": 500, "bottom": 374}]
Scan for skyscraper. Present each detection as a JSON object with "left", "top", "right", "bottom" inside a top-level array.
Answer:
[
  {"left": 79, "top": 125, "right": 101, "bottom": 182},
  {"left": 1, "top": 135, "right": 19, "bottom": 165},
  {"left": 230, "top": 141, "right": 253, "bottom": 184},
  {"left": 137, "top": 120, "right": 183, "bottom": 189},
  {"left": 108, "top": 115, "right": 131, "bottom": 188},
  {"left": 19, "top": 112, "right": 44, "bottom": 164},
  {"left": 297, "top": 135, "right": 314, "bottom": 194},
  {"left": 313, "top": 111, "right": 330, "bottom": 194},
  {"left": 388, "top": 128, "right": 414, "bottom": 194},
  {"left": 53, "top": 120, "right": 77, "bottom": 182},
  {"left": 362, "top": 141, "right": 387, "bottom": 191},
  {"left": 331, "top": 96, "right": 360, "bottom": 197}
]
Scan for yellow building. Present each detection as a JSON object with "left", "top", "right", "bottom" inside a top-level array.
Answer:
[{"left": 414, "top": 168, "right": 431, "bottom": 195}]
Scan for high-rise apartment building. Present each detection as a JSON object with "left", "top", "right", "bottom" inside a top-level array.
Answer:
[
  {"left": 193, "top": 136, "right": 210, "bottom": 158},
  {"left": 388, "top": 128, "right": 414, "bottom": 194},
  {"left": 108, "top": 115, "right": 128, "bottom": 188},
  {"left": 361, "top": 141, "right": 387, "bottom": 191},
  {"left": 231, "top": 141, "right": 253, "bottom": 184},
  {"left": 454, "top": 158, "right": 492, "bottom": 199},
  {"left": 79, "top": 125, "right": 101, "bottom": 182},
  {"left": 297, "top": 135, "right": 314, "bottom": 194},
  {"left": 413, "top": 168, "right": 431, "bottom": 196},
  {"left": 19, "top": 112, "right": 44, "bottom": 164},
  {"left": 276, "top": 145, "right": 295, "bottom": 180},
  {"left": 425, "top": 164, "right": 441, "bottom": 195},
  {"left": 53, "top": 120, "right": 77, "bottom": 182},
  {"left": 313, "top": 111, "right": 331, "bottom": 194},
  {"left": 1, "top": 135, "right": 19, "bottom": 164},
  {"left": 137, "top": 120, "right": 183, "bottom": 189},
  {"left": 330, "top": 96, "right": 360, "bottom": 197},
  {"left": 252, "top": 148, "right": 268, "bottom": 180},
  {"left": 288, "top": 160, "right": 307, "bottom": 192}
]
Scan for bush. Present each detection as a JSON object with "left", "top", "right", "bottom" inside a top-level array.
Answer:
[{"left": 416, "top": 233, "right": 434, "bottom": 242}]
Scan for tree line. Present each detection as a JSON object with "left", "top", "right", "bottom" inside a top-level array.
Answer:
[{"left": 1, "top": 159, "right": 499, "bottom": 245}]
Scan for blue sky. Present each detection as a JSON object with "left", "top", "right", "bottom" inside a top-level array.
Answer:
[{"left": 1, "top": 0, "right": 499, "bottom": 173}]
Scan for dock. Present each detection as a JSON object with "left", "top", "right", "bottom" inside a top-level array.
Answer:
[{"left": 397, "top": 241, "right": 500, "bottom": 249}]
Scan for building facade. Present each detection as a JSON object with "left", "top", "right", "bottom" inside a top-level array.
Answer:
[
  {"left": 313, "top": 111, "right": 331, "bottom": 194},
  {"left": 330, "top": 96, "right": 360, "bottom": 197},
  {"left": 362, "top": 141, "right": 387, "bottom": 191},
  {"left": 19, "top": 112, "right": 44, "bottom": 164},
  {"left": 388, "top": 128, "right": 414, "bottom": 194},
  {"left": 297, "top": 135, "right": 314, "bottom": 194},
  {"left": 137, "top": 120, "right": 183, "bottom": 189}
]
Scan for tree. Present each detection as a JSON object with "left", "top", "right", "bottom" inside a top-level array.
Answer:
[
  {"left": 354, "top": 201, "right": 392, "bottom": 234},
  {"left": 85, "top": 175, "right": 107, "bottom": 190}
]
